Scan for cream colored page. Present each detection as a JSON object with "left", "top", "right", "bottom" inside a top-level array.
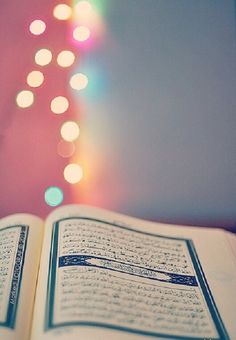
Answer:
[
  {"left": 224, "top": 231, "right": 236, "bottom": 266},
  {"left": 31, "top": 205, "right": 235, "bottom": 340},
  {"left": 0, "top": 214, "right": 44, "bottom": 340}
]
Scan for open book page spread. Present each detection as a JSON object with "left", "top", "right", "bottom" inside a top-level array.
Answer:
[
  {"left": 45, "top": 216, "right": 230, "bottom": 340},
  {"left": 0, "top": 225, "right": 28, "bottom": 329}
]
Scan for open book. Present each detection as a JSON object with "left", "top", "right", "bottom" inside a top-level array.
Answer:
[{"left": 0, "top": 205, "right": 236, "bottom": 340}]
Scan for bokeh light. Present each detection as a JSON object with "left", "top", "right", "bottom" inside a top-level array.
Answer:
[
  {"left": 57, "top": 140, "right": 75, "bottom": 158},
  {"left": 64, "top": 163, "right": 83, "bottom": 184},
  {"left": 27, "top": 70, "right": 44, "bottom": 87},
  {"left": 44, "top": 186, "right": 64, "bottom": 206},
  {"left": 60, "top": 121, "right": 80, "bottom": 142},
  {"left": 72, "top": 0, "right": 106, "bottom": 42},
  {"left": 35, "top": 48, "right": 52, "bottom": 66},
  {"left": 50, "top": 96, "right": 69, "bottom": 114},
  {"left": 53, "top": 4, "right": 72, "bottom": 20},
  {"left": 73, "top": 26, "right": 90, "bottom": 42},
  {"left": 75, "top": 1, "right": 92, "bottom": 14},
  {"left": 73, "top": 0, "right": 98, "bottom": 25},
  {"left": 29, "top": 19, "right": 46, "bottom": 35},
  {"left": 16, "top": 90, "right": 34, "bottom": 108},
  {"left": 70, "top": 73, "right": 88, "bottom": 90},
  {"left": 57, "top": 50, "right": 75, "bottom": 68}
]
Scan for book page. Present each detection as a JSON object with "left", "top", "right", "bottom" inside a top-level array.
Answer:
[
  {"left": 224, "top": 231, "right": 236, "bottom": 267},
  {"left": 31, "top": 205, "right": 236, "bottom": 340},
  {"left": 0, "top": 214, "right": 44, "bottom": 340}
]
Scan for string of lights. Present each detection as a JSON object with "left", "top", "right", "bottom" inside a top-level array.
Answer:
[{"left": 15, "top": 1, "right": 101, "bottom": 208}]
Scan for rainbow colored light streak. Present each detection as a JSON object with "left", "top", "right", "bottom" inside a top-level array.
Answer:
[{"left": 68, "top": 0, "right": 109, "bottom": 204}]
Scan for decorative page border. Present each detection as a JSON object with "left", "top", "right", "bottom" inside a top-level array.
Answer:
[
  {"left": 45, "top": 217, "right": 229, "bottom": 340},
  {"left": 0, "top": 225, "right": 29, "bottom": 329}
]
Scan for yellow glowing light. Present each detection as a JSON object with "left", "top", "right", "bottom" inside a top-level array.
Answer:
[
  {"left": 27, "top": 70, "right": 44, "bottom": 87},
  {"left": 35, "top": 48, "right": 52, "bottom": 66},
  {"left": 61, "top": 121, "right": 80, "bottom": 142},
  {"left": 29, "top": 19, "right": 46, "bottom": 35},
  {"left": 57, "top": 140, "right": 75, "bottom": 158},
  {"left": 64, "top": 163, "right": 83, "bottom": 184},
  {"left": 16, "top": 90, "right": 34, "bottom": 108},
  {"left": 75, "top": 1, "right": 92, "bottom": 14},
  {"left": 73, "top": 26, "right": 90, "bottom": 42},
  {"left": 50, "top": 96, "right": 69, "bottom": 114},
  {"left": 57, "top": 50, "right": 75, "bottom": 68},
  {"left": 53, "top": 4, "right": 72, "bottom": 20},
  {"left": 70, "top": 73, "right": 88, "bottom": 91}
]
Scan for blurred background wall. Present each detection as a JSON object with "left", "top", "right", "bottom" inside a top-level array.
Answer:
[{"left": 0, "top": 0, "right": 236, "bottom": 230}]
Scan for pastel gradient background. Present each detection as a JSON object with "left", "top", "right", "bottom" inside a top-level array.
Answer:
[{"left": 0, "top": 0, "right": 236, "bottom": 230}]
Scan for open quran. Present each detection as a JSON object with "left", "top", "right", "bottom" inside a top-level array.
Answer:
[{"left": 0, "top": 205, "right": 235, "bottom": 340}]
